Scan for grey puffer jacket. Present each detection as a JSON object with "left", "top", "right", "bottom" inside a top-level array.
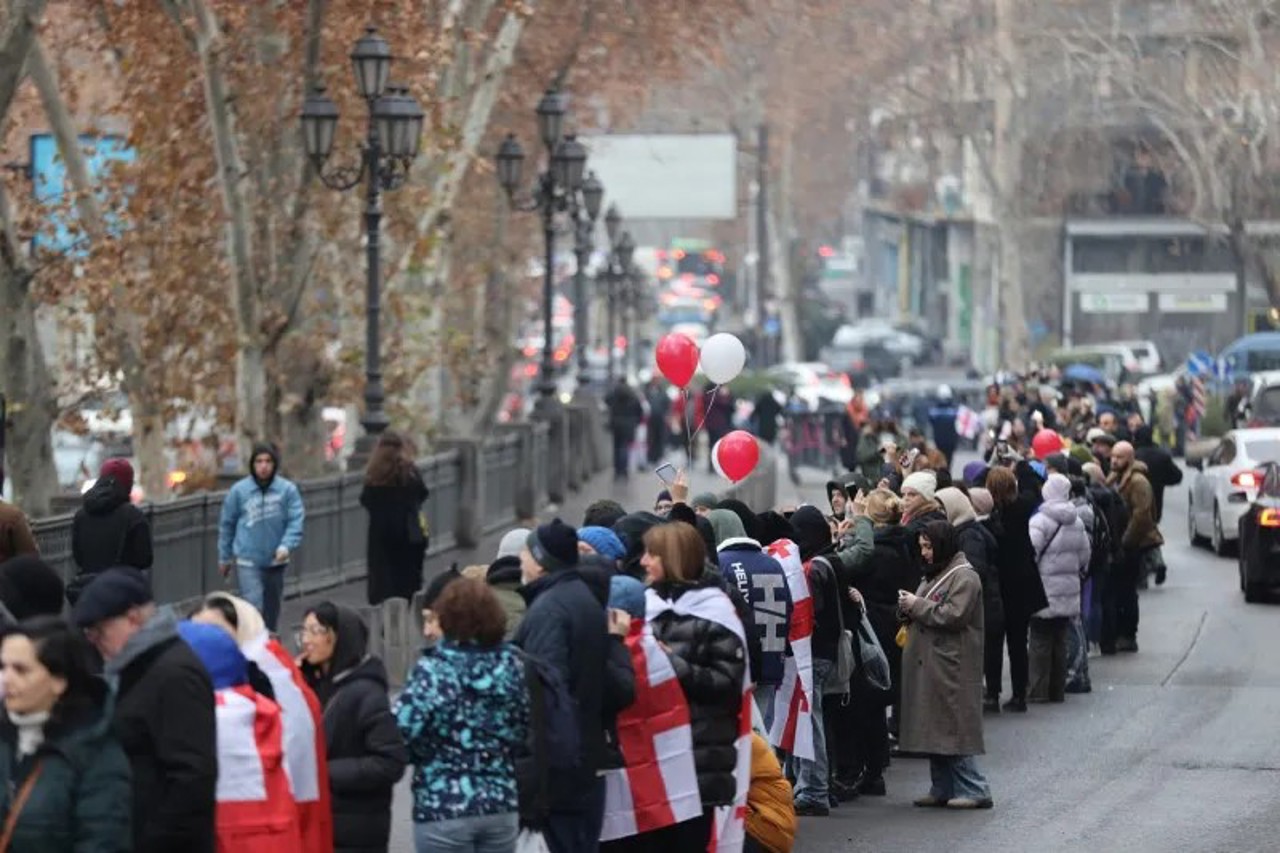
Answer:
[{"left": 1028, "top": 498, "right": 1091, "bottom": 620}]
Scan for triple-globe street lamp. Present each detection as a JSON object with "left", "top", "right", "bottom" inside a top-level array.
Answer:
[
  {"left": 495, "top": 90, "right": 604, "bottom": 410},
  {"left": 300, "top": 26, "right": 424, "bottom": 444}
]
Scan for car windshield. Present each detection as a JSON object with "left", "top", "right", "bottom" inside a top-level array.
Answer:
[
  {"left": 1245, "top": 439, "right": 1280, "bottom": 464},
  {"left": 1254, "top": 387, "right": 1280, "bottom": 420}
]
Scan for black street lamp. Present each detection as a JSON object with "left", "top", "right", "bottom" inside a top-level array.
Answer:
[
  {"left": 495, "top": 91, "right": 603, "bottom": 410},
  {"left": 601, "top": 228, "right": 635, "bottom": 383},
  {"left": 300, "top": 26, "right": 423, "bottom": 443},
  {"left": 573, "top": 170, "right": 604, "bottom": 389}
]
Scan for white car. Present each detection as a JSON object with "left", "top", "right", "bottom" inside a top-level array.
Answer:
[
  {"left": 1189, "top": 427, "right": 1280, "bottom": 555},
  {"left": 1113, "top": 340, "right": 1163, "bottom": 375},
  {"left": 768, "top": 362, "right": 854, "bottom": 411}
]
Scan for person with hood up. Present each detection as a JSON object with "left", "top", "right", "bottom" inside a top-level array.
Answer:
[
  {"left": 1105, "top": 442, "right": 1161, "bottom": 654},
  {"left": 178, "top": 621, "right": 303, "bottom": 853},
  {"left": 612, "top": 512, "right": 665, "bottom": 579},
  {"left": 0, "top": 616, "right": 132, "bottom": 852},
  {"left": 935, "top": 488, "right": 1004, "bottom": 714},
  {"left": 72, "top": 567, "right": 217, "bottom": 851},
  {"left": 788, "top": 505, "right": 843, "bottom": 816},
  {"left": 710, "top": 508, "right": 791, "bottom": 729},
  {"left": 1027, "top": 474, "right": 1091, "bottom": 703},
  {"left": 70, "top": 458, "right": 152, "bottom": 593},
  {"left": 830, "top": 489, "right": 917, "bottom": 799},
  {"left": 485, "top": 528, "right": 531, "bottom": 639},
  {"left": 218, "top": 443, "right": 305, "bottom": 632},
  {"left": 360, "top": 431, "right": 430, "bottom": 606},
  {"left": 515, "top": 520, "right": 634, "bottom": 853},
  {"left": 826, "top": 481, "right": 849, "bottom": 518},
  {"left": 192, "top": 593, "right": 333, "bottom": 853},
  {"left": 298, "top": 602, "right": 408, "bottom": 853},
  {"left": 899, "top": 521, "right": 992, "bottom": 810},
  {"left": 394, "top": 579, "right": 529, "bottom": 852},
  {"left": 0, "top": 555, "right": 66, "bottom": 625}
]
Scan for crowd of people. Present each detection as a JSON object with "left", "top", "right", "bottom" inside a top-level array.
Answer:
[{"left": 0, "top": 369, "right": 1186, "bottom": 852}]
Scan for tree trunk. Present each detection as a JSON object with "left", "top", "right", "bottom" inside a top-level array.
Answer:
[
  {"left": 0, "top": 268, "right": 57, "bottom": 516},
  {"left": 131, "top": 403, "right": 169, "bottom": 501},
  {"left": 236, "top": 344, "right": 267, "bottom": 454}
]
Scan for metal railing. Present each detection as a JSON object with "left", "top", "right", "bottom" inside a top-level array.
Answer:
[{"left": 32, "top": 413, "right": 601, "bottom": 609}]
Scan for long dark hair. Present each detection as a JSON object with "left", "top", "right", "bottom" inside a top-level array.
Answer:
[
  {"left": 364, "top": 430, "right": 417, "bottom": 487},
  {"left": 2, "top": 616, "right": 103, "bottom": 732}
]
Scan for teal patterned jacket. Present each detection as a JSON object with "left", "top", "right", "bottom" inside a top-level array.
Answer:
[{"left": 393, "top": 640, "right": 530, "bottom": 823}]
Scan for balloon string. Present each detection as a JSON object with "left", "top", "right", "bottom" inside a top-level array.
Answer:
[
  {"left": 682, "top": 387, "right": 693, "bottom": 463},
  {"left": 686, "top": 385, "right": 720, "bottom": 449}
]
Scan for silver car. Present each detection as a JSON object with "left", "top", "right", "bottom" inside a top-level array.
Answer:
[{"left": 1189, "top": 428, "right": 1280, "bottom": 555}]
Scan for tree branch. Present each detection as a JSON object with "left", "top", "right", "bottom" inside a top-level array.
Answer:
[{"left": 0, "top": 0, "right": 47, "bottom": 120}]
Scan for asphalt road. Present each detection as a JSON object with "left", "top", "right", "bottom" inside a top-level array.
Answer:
[
  {"left": 796, "top": 475, "right": 1280, "bottom": 853},
  {"left": 384, "top": 463, "right": 1280, "bottom": 852}
]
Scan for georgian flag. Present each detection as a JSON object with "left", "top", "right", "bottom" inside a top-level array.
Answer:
[
  {"left": 765, "top": 539, "right": 815, "bottom": 761},
  {"left": 600, "top": 620, "right": 702, "bottom": 841},
  {"left": 956, "top": 405, "right": 982, "bottom": 440},
  {"left": 214, "top": 686, "right": 304, "bottom": 852},
  {"left": 645, "top": 586, "right": 752, "bottom": 853},
  {"left": 242, "top": 632, "right": 333, "bottom": 852}
]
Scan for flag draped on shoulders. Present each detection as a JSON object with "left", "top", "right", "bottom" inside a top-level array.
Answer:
[
  {"left": 214, "top": 685, "right": 304, "bottom": 853},
  {"left": 600, "top": 619, "right": 702, "bottom": 842},
  {"left": 765, "top": 538, "right": 815, "bottom": 761},
  {"left": 645, "top": 586, "right": 752, "bottom": 853},
  {"left": 242, "top": 631, "right": 333, "bottom": 852}
]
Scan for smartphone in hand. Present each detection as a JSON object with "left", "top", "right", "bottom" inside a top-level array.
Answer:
[{"left": 655, "top": 462, "right": 678, "bottom": 485}]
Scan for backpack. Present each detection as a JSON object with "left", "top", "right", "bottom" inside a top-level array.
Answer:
[
  {"left": 1084, "top": 493, "right": 1113, "bottom": 579},
  {"left": 515, "top": 648, "right": 581, "bottom": 771}
]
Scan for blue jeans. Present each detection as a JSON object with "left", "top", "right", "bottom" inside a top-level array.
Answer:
[
  {"left": 414, "top": 813, "right": 518, "bottom": 853},
  {"left": 756, "top": 683, "right": 778, "bottom": 732},
  {"left": 237, "top": 563, "right": 286, "bottom": 632},
  {"left": 792, "top": 658, "right": 833, "bottom": 806},
  {"left": 928, "top": 755, "right": 992, "bottom": 801}
]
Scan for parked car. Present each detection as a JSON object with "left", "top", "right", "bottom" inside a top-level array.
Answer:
[
  {"left": 1237, "top": 461, "right": 1280, "bottom": 602},
  {"left": 1189, "top": 427, "right": 1280, "bottom": 555},
  {"left": 1236, "top": 370, "right": 1280, "bottom": 428},
  {"left": 767, "top": 362, "right": 853, "bottom": 411},
  {"left": 1113, "top": 340, "right": 1163, "bottom": 375}
]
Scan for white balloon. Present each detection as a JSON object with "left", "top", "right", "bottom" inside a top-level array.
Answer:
[{"left": 699, "top": 333, "right": 747, "bottom": 385}]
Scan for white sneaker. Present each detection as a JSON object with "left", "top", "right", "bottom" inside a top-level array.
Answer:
[{"left": 1087, "top": 642, "right": 1101, "bottom": 659}]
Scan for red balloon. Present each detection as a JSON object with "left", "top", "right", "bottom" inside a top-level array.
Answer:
[
  {"left": 1031, "top": 429, "right": 1064, "bottom": 460},
  {"left": 654, "top": 333, "right": 700, "bottom": 388},
  {"left": 715, "top": 430, "right": 760, "bottom": 483}
]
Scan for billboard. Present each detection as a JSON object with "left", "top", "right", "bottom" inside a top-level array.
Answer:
[
  {"left": 30, "top": 133, "right": 135, "bottom": 254},
  {"left": 580, "top": 134, "right": 736, "bottom": 220}
]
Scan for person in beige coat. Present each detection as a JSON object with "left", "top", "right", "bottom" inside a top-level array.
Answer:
[{"left": 898, "top": 519, "right": 993, "bottom": 810}]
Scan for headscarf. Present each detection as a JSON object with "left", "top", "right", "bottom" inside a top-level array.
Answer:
[{"left": 920, "top": 520, "right": 960, "bottom": 575}]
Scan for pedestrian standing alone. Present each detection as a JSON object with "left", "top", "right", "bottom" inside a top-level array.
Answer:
[
  {"left": 394, "top": 579, "right": 530, "bottom": 853},
  {"left": 899, "top": 521, "right": 993, "bottom": 810},
  {"left": 298, "top": 603, "right": 408, "bottom": 853},
  {"left": 0, "top": 616, "right": 132, "bottom": 851},
  {"left": 360, "top": 431, "right": 429, "bottom": 605},
  {"left": 1027, "top": 474, "right": 1090, "bottom": 703},
  {"left": 641, "top": 522, "right": 747, "bottom": 848},
  {"left": 218, "top": 443, "right": 305, "bottom": 632},
  {"left": 70, "top": 458, "right": 152, "bottom": 597},
  {"left": 606, "top": 379, "right": 645, "bottom": 480}
]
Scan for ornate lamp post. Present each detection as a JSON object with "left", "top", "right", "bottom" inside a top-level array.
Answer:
[
  {"left": 574, "top": 171, "right": 604, "bottom": 389},
  {"left": 300, "top": 26, "right": 424, "bottom": 444},
  {"left": 495, "top": 91, "right": 602, "bottom": 410}
]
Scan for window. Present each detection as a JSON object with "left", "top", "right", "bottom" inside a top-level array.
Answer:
[
  {"left": 1245, "top": 440, "right": 1280, "bottom": 465},
  {"left": 1214, "top": 439, "right": 1237, "bottom": 466}
]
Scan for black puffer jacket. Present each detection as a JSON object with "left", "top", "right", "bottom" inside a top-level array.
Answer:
[
  {"left": 956, "top": 519, "right": 1004, "bottom": 627},
  {"left": 649, "top": 575, "right": 746, "bottom": 808},
  {"left": 993, "top": 493, "right": 1049, "bottom": 619},
  {"left": 301, "top": 607, "right": 408, "bottom": 853},
  {"left": 71, "top": 477, "right": 152, "bottom": 574}
]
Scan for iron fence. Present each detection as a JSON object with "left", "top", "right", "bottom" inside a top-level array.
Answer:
[{"left": 31, "top": 409, "right": 606, "bottom": 609}]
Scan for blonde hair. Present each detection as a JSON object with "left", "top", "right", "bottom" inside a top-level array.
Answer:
[{"left": 866, "top": 489, "right": 903, "bottom": 526}]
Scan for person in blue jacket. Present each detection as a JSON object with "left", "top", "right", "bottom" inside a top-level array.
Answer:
[
  {"left": 709, "top": 509, "right": 792, "bottom": 730},
  {"left": 928, "top": 385, "right": 960, "bottom": 470},
  {"left": 218, "top": 443, "right": 305, "bottom": 632}
]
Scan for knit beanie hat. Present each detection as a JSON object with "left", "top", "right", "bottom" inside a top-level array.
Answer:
[
  {"left": 608, "top": 575, "right": 646, "bottom": 619},
  {"left": 526, "top": 519, "right": 579, "bottom": 572},
  {"left": 969, "top": 487, "right": 995, "bottom": 517},
  {"left": 99, "top": 458, "right": 135, "bottom": 495},
  {"left": 691, "top": 492, "right": 720, "bottom": 511},
  {"left": 496, "top": 527, "right": 532, "bottom": 561},
  {"left": 578, "top": 526, "right": 626, "bottom": 561},
  {"left": 422, "top": 565, "right": 462, "bottom": 609},
  {"left": 900, "top": 471, "right": 937, "bottom": 501},
  {"left": 962, "top": 460, "right": 988, "bottom": 487}
]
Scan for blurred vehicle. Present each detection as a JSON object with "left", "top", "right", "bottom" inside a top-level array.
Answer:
[
  {"left": 1220, "top": 332, "right": 1280, "bottom": 378},
  {"left": 767, "top": 362, "right": 853, "bottom": 411},
  {"left": 1237, "top": 370, "right": 1280, "bottom": 428},
  {"left": 53, "top": 430, "right": 108, "bottom": 490},
  {"left": 1237, "top": 461, "right": 1280, "bottom": 602},
  {"left": 656, "top": 239, "right": 725, "bottom": 287},
  {"left": 1113, "top": 340, "right": 1162, "bottom": 374},
  {"left": 1189, "top": 427, "right": 1280, "bottom": 555},
  {"left": 831, "top": 320, "right": 931, "bottom": 364},
  {"left": 819, "top": 340, "right": 903, "bottom": 382},
  {"left": 669, "top": 322, "right": 710, "bottom": 345},
  {"left": 79, "top": 390, "right": 133, "bottom": 437}
]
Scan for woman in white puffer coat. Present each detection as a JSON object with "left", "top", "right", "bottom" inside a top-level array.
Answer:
[{"left": 1027, "top": 473, "right": 1091, "bottom": 703}]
